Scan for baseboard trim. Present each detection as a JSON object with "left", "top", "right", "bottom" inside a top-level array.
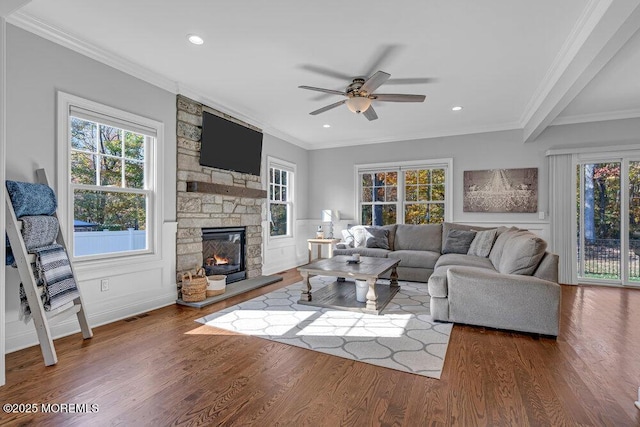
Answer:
[{"left": 5, "top": 291, "right": 177, "bottom": 354}]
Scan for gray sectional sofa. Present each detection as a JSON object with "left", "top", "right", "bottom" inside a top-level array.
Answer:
[{"left": 334, "top": 223, "right": 561, "bottom": 336}]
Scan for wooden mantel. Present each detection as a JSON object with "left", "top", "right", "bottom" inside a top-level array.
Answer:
[{"left": 186, "top": 181, "right": 267, "bottom": 199}]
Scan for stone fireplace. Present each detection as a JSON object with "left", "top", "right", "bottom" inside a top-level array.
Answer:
[{"left": 176, "top": 95, "right": 264, "bottom": 281}]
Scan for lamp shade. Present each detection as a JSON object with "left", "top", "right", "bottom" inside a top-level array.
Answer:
[
  {"left": 321, "top": 209, "right": 339, "bottom": 222},
  {"left": 346, "top": 97, "right": 372, "bottom": 114}
]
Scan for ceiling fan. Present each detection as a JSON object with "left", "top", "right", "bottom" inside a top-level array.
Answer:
[{"left": 299, "top": 70, "right": 427, "bottom": 121}]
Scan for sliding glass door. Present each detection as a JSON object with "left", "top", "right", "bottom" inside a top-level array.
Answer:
[
  {"left": 628, "top": 161, "right": 640, "bottom": 283},
  {"left": 577, "top": 158, "right": 640, "bottom": 286}
]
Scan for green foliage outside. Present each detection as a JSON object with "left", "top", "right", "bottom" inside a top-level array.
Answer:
[
  {"left": 71, "top": 117, "right": 147, "bottom": 231},
  {"left": 361, "top": 168, "right": 445, "bottom": 225},
  {"left": 578, "top": 161, "right": 640, "bottom": 280},
  {"left": 269, "top": 167, "right": 289, "bottom": 236}
]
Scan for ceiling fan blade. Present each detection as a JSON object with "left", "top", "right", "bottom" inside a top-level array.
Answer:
[
  {"left": 363, "top": 105, "right": 378, "bottom": 121},
  {"left": 373, "top": 94, "right": 426, "bottom": 102},
  {"left": 386, "top": 77, "right": 437, "bottom": 85},
  {"left": 364, "top": 45, "right": 402, "bottom": 77},
  {"left": 299, "top": 64, "right": 353, "bottom": 81},
  {"left": 299, "top": 86, "right": 347, "bottom": 96},
  {"left": 360, "top": 71, "right": 391, "bottom": 95},
  {"left": 309, "top": 100, "right": 346, "bottom": 115}
]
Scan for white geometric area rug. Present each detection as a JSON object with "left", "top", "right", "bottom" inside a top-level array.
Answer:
[{"left": 196, "top": 276, "right": 453, "bottom": 379}]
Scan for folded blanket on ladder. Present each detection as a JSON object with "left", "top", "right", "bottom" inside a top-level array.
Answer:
[{"left": 20, "top": 243, "right": 80, "bottom": 321}]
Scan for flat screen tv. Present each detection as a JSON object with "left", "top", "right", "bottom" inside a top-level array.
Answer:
[{"left": 199, "top": 111, "right": 263, "bottom": 176}]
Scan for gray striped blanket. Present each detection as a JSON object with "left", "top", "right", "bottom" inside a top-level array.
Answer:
[{"left": 20, "top": 243, "right": 80, "bottom": 321}]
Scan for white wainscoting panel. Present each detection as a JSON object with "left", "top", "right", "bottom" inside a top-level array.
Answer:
[{"left": 4, "top": 222, "right": 178, "bottom": 353}]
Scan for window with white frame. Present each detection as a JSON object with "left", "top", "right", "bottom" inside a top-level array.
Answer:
[
  {"left": 268, "top": 158, "right": 294, "bottom": 237},
  {"left": 58, "top": 92, "right": 160, "bottom": 259},
  {"left": 358, "top": 160, "right": 452, "bottom": 225}
]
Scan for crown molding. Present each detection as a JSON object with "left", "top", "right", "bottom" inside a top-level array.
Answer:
[
  {"left": 0, "top": 0, "right": 31, "bottom": 17},
  {"left": 11, "top": 8, "right": 633, "bottom": 153},
  {"left": 177, "top": 84, "right": 311, "bottom": 150},
  {"left": 7, "top": 11, "right": 179, "bottom": 93},
  {"left": 305, "top": 122, "right": 523, "bottom": 150},
  {"left": 551, "top": 108, "right": 640, "bottom": 126},
  {"left": 7, "top": 11, "right": 311, "bottom": 150}
]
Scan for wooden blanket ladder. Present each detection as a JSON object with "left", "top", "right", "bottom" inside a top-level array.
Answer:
[{"left": 5, "top": 168, "right": 92, "bottom": 366}]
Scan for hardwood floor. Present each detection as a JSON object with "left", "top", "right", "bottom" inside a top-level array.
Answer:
[{"left": 1, "top": 269, "right": 639, "bottom": 426}]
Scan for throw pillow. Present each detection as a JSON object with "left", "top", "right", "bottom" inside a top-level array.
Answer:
[
  {"left": 341, "top": 229, "right": 355, "bottom": 248},
  {"left": 6, "top": 180, "right": 57, "bottom": 218},
  {"left": 350, "top": 225, "right": 368, "bottom": 248},
  {"left": 442, "top": 229, "right": 477, "bottom": 254},
  {"left": 364, "top": 227, "right": 390, "bottom": 249},
  {"left": 467, "top": 229, "right": 498, "bottom": 257}
]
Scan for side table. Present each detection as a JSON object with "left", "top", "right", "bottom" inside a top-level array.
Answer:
[{"left": 307, "top": 238, "right": 341, "bottom": 263}]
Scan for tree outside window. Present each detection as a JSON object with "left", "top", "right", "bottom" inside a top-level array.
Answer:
[
  {"left": 269, "top": 166, "right": 293, "bottom": 237},
  {"left": 70, "top": 116, "right": 151, "bottom": 257},
  {"left": 359, "top": 163, "right": 449, "bottom": 225}
]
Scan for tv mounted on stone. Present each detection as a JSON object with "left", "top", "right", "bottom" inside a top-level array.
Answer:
[{"left": 199, "top": 111, "right": 263, "bottom": 176}]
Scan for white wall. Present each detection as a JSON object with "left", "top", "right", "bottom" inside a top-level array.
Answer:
[
  {"left": 261, "top": 133, "right": 310, "bottom": 274},
  {"left": 307, "top": 119, "right": 640, "bottom": 237},
  {"left": 0, "top": 16, "right": 7, "bottom": 386},
  {"left": 4, "top": 24, "right": 178, "bottom": 352}
]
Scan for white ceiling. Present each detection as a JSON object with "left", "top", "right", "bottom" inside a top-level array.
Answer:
[{"left": 8, "top": 0, "right": 640, "bottom": 149}]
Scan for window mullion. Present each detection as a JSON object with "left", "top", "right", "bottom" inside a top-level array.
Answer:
[
  {"left": 399, "top": 170, "right": 405, "bottom": 224},
  {"left": 94, "top": 124, "right": 100, "bottom": 186},
  {"left": 119, "top": 129, "right": 126, "bottom": 188}
]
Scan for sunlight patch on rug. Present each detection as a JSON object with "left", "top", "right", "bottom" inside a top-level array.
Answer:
[{"left": 196, "top": 276, "right": 452, "bottom": 379}]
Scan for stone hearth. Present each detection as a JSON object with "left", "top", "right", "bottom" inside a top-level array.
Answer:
[{"left": 176, "top": 95, "right": 264, "bottom": 279}]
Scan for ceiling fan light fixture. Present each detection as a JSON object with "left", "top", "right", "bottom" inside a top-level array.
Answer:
[{"left": 346, "top": 97, "right": 372, "bottom": 114}]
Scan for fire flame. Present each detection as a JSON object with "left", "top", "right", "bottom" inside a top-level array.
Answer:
[{"left": 213, "top": 255, "right": 229, "bottom": 265}]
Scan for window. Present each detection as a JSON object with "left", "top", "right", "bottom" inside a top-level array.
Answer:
[
  {"left": 58, "top": 92, "right": 161, "bottom": 259},
  {"left": 358, "top": 159, "right": 452, "bottom": 226},
  {"left": 268, "top": 158, "right": 294, "bottom": 237}
]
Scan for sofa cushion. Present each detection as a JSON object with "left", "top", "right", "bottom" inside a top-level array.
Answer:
[
  {"left": 498, "top": 232, "right": 547, "bottom": 275},
  {"left": 394, "top": 223, "right": 442, "bottom": 252},
  {"left": 533, "top": 252, "right": 559, "bottom": 283},
  {"left": 435, "top": 253, "right": 496, "bottom": 270},
  {"left": 332, "top": 247, "right": 391, "bottom": 258},
  {"left": 441, "top": 222, "right": 492, "bottom": 251},
  {"left": 467, "top": 229, "right": 498, "bottom": 257},
  {"left": 387, "top": 250, "right": 440, "bottom": 269},
  {"left": 489, "top": 227, "right": 520, "bottom": 268},
  {"left": 365, "top": 226, "right": 390, "bottom": 249},
  {"left": 442, "top": 229, "right": 477, "bottom": 254},
  {"left": 381, "top": 224, "right": 397, "bottom": 251}
]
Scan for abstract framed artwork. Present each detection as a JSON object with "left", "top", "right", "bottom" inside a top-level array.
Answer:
[{"left": 463, "top": 168, "right": 538, "bottom": 213}]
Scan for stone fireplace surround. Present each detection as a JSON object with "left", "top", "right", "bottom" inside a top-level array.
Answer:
[{"left": 176, "top": 95, "right": 264, "bottom": 281}]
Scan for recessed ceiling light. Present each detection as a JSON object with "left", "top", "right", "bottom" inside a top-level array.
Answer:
[
  {"left": 452, "top": 106, "right": 463, "bottom": 111},
  {"left": 323, "top": 124, "right": 331, "bottom": 128},
  {"left": 187, "top": 34, "right": 204, "bottom": 45}
]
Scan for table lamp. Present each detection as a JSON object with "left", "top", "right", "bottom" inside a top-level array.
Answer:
[{"left": 321, "top": 209, "right": 339, "bottom": 239}]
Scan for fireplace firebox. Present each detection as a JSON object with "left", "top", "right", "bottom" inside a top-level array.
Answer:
[{"left": 202, "top": 227, "right": 246, "bottom": 284}]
